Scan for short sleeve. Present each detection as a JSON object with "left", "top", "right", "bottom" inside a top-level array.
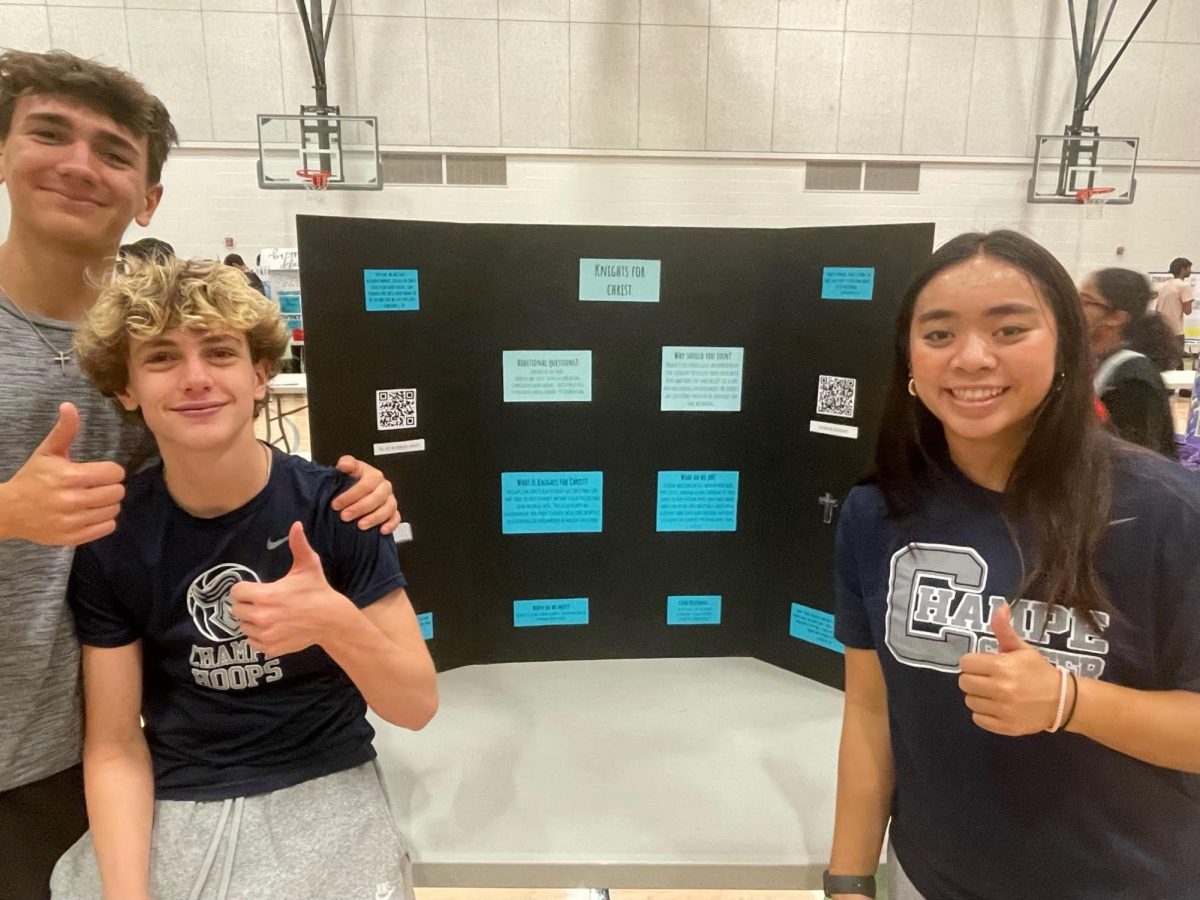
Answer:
[
  {"left": 68, "top": 543, "right": 140, "bottom": 647},
  {"left": 323, "top": 479, "right": 408, "bottom": 610},
  {"left": 834, "top": 487, "right": 877, "bottom": 650}
]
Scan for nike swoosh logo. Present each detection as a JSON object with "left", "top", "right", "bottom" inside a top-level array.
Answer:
[
  {"left": 266, "top": 537, "right": 289, "bottom": 550},
  {"left": 1108, "top": 517, "right": 1137, "bottom": 526}
]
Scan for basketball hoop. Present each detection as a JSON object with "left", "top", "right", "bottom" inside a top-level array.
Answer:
[
  {"left": 296, "top": 168, "right": 331, "bottom": 201},
  {"left": 1075, "top": 186, "right": 1114, "bottom": 219}
]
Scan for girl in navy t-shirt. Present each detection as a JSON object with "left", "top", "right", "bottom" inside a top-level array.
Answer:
[{"left": 826, "top": 231, "right": 1200, "bottom": 900}]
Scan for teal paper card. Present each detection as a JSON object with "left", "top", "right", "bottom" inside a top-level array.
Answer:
[
  {"left": 417, "top": 612, "right": 433, "bottom": 640},
  {"left": 501, "top": 471, "right": 603, "bottom": 534},
  {"left": 821, "top": 267, "right": 874, "bottom": 301},
  {"left": 656, "top": 471, "right": 739, "bottom": 532},
  {"left": 513, "top": 598, "right": 589, "bottom": 627},
  {"left": 364, "top": 269, "right": 419, "bottom": 311},
  {"left": 661, "top": 346, "right": 744, "bottom": 411},
  {"left": 502, "top": 350, "right": 592, "bottom": 402},
  {"left": 789, "top": 603, "right": 844, "bottom": 653},
  {"left": 579, "top": 259, "right": 661, "bottom": 302},
  {"left": 667, "top": 595, "right": 722, "bottom": 625}
]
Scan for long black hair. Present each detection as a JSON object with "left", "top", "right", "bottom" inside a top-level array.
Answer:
[
  {"left": 875, "top": 230, "right": 1114, "bottom": 621},
  {"left": 1091, "top": 267, "right": 1175, "bottom": 371}
]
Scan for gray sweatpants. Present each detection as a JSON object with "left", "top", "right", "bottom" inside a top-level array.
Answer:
[{"left": 50, "top": 761, "right": 415, "bottom": 900}]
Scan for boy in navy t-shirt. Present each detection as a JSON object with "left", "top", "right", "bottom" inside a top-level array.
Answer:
[{"left": 51, "top": 259, "right": 437, "bottom": 900}]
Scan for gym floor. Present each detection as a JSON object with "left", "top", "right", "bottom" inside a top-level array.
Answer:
[{"left": 415, "top": 891, "right": 825, "bottom": 899}]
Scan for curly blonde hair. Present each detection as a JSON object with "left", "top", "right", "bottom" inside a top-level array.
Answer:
[{"left": 76, "top": 258, "right": 290, "bottom": 419}]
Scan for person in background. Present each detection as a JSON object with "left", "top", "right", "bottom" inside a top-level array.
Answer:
[
  {"left": 1081, "top": 267, "right": 1177, "bottom": 457},
  {"left": 826, "top": 230, "right": 1200, "bottom": 900},
  {"left": 1154, "top": 257, "right": 1193, "bottom": 370},
  {"left": 223, "top": 252, "right": 266, "bottom": 295},
  {"left": 119, "top": 237, "right": 175, "bottom": 264}
]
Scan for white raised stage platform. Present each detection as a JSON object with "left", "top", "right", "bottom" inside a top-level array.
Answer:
[{"left": 373, "top": 657, "right": 846, "bottom": 891}]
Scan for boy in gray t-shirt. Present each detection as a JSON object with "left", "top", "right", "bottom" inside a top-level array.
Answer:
[{"left": 0, "top": 50, "right": 400, "bottom": 900}]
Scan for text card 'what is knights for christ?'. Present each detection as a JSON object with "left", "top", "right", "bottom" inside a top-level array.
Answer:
[
  {"left": 656, "top": 471, "right": 740, "bottom": 532},
  {"left": 661, "top": 346, "right": 744, "bottom": 411},
  {"left": 503, "top": 350, "right": 593, "bottom": 403},
  {"left": 579, "top": 259, "right": 661, "bottom": 302},
  {"left": 501, "top": 471, "right": 604, "bottom": 534}
]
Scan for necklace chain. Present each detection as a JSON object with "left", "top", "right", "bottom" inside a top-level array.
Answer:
[{"left": 0, "top": 275, "right": 74, "bottom": 370}]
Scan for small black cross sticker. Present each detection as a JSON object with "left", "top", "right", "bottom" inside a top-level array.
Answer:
[{"left": 819, "top": 492, "right": 839, "bottom": 524}]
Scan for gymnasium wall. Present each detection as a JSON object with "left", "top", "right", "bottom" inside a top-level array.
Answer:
[
  {"left": 0, "top": 0, "right": 1196, "bottom": 157},
  {"left": 1, "top": 150, "right": 1196, "bottom": 280},
  {"left": 0, "top": 0, "right": 1196, "bottom": 273}
]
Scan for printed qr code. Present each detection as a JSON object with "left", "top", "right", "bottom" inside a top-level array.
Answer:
[
  {"left": 376, "top": 389, "right": 417, "bottom": 431},
  {"left": 816, "top": 375, "right": 857, "bottom": 419}
]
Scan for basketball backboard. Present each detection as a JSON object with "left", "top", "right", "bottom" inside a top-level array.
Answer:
[
  {"left": 256, "top": 113, "right": 382, "bottom": 191},
  {"left": 1028, "top": 133, "right": 1138, "bottom": 204}
]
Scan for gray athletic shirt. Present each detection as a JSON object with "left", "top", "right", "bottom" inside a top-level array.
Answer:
[{"left": 0, "top": 293, "right": 155, "bottom": 792}]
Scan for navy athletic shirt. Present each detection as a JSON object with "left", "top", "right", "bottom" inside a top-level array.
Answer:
[
  {"left": 69, "top": 446, "right": 407, "bottom": 801},
  {"left": 835, "top": 446, "right": 1200, "bottom": 900}
]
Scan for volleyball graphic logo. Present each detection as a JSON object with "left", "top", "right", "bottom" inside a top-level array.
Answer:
[{"left": 187, "top": 563, "right": 260, "bottom": 642}]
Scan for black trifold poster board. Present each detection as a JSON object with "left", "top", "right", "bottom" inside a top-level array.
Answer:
[{"left": 297, "top": 216, "right": 935, "bottom": 689}]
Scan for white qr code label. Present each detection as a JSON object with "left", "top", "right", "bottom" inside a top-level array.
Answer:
[
  {"left": 815, "top": 375, "right": 857, "bottom": 419},
  {"left": 374, "top": 439, "right": 426, "bottom": 456},
  {"left": 810, "top": 420, "right": 859, "bottom": 439},
  {"left": 376, "top": 389, "right": 417, "bottom": 431}
]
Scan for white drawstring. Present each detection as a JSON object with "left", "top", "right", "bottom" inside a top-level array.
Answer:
[
  {"left": 186, "top": 795, "right": 244, "bottom": 900},
  {"left": 216, "top": 796, "right": 245, "bottom": 900}
]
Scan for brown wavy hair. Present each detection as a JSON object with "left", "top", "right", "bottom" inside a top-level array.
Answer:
[
  {"left": 76, "top": 258, "right": 289, "bottom": 419},
  {"left": 875, "top": 230, "right": 1114, "bottom": 623},
  {"left": 0, "top": 50, "right": 177, "bottom": 184}
]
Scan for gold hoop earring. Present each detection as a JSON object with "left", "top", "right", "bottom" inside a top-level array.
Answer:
[{"left": 907, "top": 378, "right": 917, "bottom": 397}]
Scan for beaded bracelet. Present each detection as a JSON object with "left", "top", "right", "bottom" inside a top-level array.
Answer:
[{"left": 1046, "top": 665, "right": 1069, "bottom": 733}]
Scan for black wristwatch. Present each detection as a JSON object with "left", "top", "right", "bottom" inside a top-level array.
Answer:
[{"left": 823, "top": 868, "right": 877, "bottom": 898}]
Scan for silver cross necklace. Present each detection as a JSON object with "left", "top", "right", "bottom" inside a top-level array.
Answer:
[{"left": 0, "top": 275, "right": 74, "bottom": 370}]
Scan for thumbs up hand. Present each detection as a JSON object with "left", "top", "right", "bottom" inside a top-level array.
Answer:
[
  {"left": 42, "top": 400, "right": 82, "bottom": 459},
  {"left": 0, "top": 403, "right": 127, "bottom": 546},
  {"left": 957, "top": 603, "right": 1063, "bottom": 736},
  {"left": 229, "top": 521, "right": 353, "bottom": 657}
]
